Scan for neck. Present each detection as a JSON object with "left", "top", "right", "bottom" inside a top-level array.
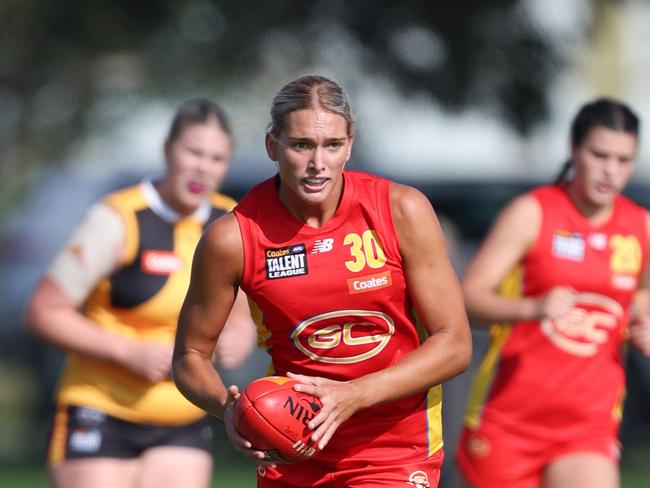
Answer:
[
  {"left": 154, "top": 179, "right": 194, "bottom": 217},
  {"left": 565, "top": 183, "right": 614, "bottom": 225}
]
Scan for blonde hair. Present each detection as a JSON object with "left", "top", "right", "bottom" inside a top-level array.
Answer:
[{"left": 266, "top": 74, "right": 355, "bottom": 138}]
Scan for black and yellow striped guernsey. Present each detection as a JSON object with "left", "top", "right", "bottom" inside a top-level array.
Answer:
[{"left": 56, "top": 182, "right": 236, "bottom": 424}]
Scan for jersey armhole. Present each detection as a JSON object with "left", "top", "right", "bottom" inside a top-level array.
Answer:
[
  {"left": 234, "top": 209, "right": 253, "bottom": 289},
  {"left": 378, "top": 180, "right": 403, "bottom": 263}
]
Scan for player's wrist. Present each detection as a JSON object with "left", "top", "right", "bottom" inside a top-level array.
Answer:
[
  {"left": 347, "top": 377, "right": 376, "bottom": 410},
  {"left": 106, "top": 334, "right": 134, "bottom": 366},
  {"left": 519, "top": 297, "right": 540, "bottom": 321}
]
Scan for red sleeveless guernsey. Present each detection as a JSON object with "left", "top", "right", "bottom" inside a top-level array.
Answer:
[
  {"left": 234, "top": 170, "right": 443, "bottom": 462},
  {"left": 465, "top": 184, "right": 648, "bottom": 441}
]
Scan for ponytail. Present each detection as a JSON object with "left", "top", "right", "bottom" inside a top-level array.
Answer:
[{"left": 554, "top": 160, "right": 572, "bottom": 185}]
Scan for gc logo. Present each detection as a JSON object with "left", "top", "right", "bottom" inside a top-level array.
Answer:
[
  {"left": 291, "top": 310, "right": 395, "bottom": 364},
  {"left": 541, "top": 292, "right": 623, "bottom": 357}
]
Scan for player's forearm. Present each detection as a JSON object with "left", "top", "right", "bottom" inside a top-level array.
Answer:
[
  {"left": 463, "top": 288, "right": 538, "bottom": 326},
  {"left": 25, "top": 304, "right": 130, "bottom": 363},
  {"left": 351, "top": 327, "right": 472, "bottom": 409},
  {"left": 172, "top": 350, "right": 228, "bottom": 419},
  {"left": 632, "top": 289, "right": 650, "bottom": 321}
]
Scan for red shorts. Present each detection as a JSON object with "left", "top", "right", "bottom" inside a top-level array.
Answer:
[
  {"left": 258, "top": 448, "right": 444, "bottom": 488},
  {"left": 456, "top": 421, "right": 619, "bottom": 488}
]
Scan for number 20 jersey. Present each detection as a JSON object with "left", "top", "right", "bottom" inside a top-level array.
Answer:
[
  {"left": 234, "top": 170, "right": 443, "bottom": 461},
  {"left": 465, "top": 184, "right": 649, "bottom": 440}
]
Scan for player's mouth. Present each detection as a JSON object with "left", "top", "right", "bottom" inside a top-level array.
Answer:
[
  {"left": 302, "top": 177, "right": 328, "bottom": 192},
  {"left": 187, "top": 181, "right": 206, "bottom": 195},
  {"left": 594, "top": 181, "right": 614, "bottom": 195}
]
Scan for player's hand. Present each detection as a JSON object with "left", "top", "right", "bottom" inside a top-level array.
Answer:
[
  {"left": 223, "top": 385, "right": 277, "bottom": 467},
  {"left": 120, "top": 340, "right": 173, "bottom": 382},
  {"left": 630, "top": 316, "right": 650, "bottom": 356},
  {"left": 536, "top": 286, "right": 577, "bottom": 320},
  {"left": 288, "top": 372, "right": 362, "bottom": 450}
]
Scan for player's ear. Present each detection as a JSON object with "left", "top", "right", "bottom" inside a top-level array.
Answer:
[{"left": 265, "top": 134, "right": 278, "bottom": 162}]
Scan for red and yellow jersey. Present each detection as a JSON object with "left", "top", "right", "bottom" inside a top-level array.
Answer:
[
  {"left": 465, "top": 184, "right": 648, "bottom": 440},
  {"left": 56, "top": 182, "right": 236, "bottom": 425},
  {"left": 234, "top": 170, "right": 443, "bottom": 461}
]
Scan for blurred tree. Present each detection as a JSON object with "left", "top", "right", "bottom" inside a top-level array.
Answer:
[{"left": 0, "top": 0, "right": 593, "bottom": 215}]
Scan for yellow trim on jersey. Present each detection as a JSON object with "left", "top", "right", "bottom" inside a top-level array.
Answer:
[
  {"left": 612, "top": 385, "right": 625, "bottom": 422},
  {"left": 103, "top": 186, "right": 147, "bottom": 266},
  {"left": 464, "top": 266, "right": 523, "bottom": 430},
  {"left": 427, "top": 384, "right": 444, "bottom": 455},
  {"left": 614, "top": 340, "right": 631, "bottom": 422},
  {"left": 248, "top": 298, "right": 272, "bottom": 349},
  {"left": 210, "top": 193, "right": 237, "bottom": 212}
]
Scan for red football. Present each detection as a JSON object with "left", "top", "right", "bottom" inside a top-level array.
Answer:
[{"left": 234, "top": 376, "right": 322, "bottom": 463}]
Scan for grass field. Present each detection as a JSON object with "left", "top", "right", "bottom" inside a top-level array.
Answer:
[
  {"left": 2, "top": 456, "right": 650, "bottom": 487},
  {"left": 0, "top": 460, "right": 257, "bottom": 487}
]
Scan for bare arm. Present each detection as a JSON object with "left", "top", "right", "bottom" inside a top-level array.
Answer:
[
  {"left": 172, "top": 213, "right": 272, "bottom": 465},
  {"left": 172, "top": 213, "right": 243, "bottom": 418},
  {"left": 293, "top": 184, "right": 472, "bottom": 447},
  {"left": 462, "top": 193, "right": 576, "bottom": 326},
  {"left": 213, "top": 289, "right": 257, "bottom": 370},
  {"left": 353, "top": 184, "right": 472, "bottom": 399},
  {"left": 26, "top": 276, "right": 135, "bottom": 363}
]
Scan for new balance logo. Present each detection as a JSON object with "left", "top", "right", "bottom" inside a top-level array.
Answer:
[{"left": 311, "top": 238, "right": 334, "bottom": 253}]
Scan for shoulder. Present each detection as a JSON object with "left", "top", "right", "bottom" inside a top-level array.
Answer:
[
  {"left": 490, "top": 191, "right": 542, "bottom": 241},
  {"left": 102, "top": 184, "right": 147, "bottom": 212},
  {"left": 613, "top": 194, "right": 650, "bottom": 239},
  {"left": 616, "top": 193, "right": 648, "bottom": 215},
  {"left": 502, "top": 191, "right": 542, "bottom": 219},
  {"left": 83, "top": 201, "right": 125, "bottom": 232},
  {"left": 389, "top": 183, "right": 434, "bottom": 223},
  {"left": 200, "top": 212, "right": 244, "bottom": 270},
  {"left": 204, "top": 213, "right": 242, "bottom": 251}
]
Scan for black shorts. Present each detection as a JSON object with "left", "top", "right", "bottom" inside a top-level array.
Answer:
[{"left": 47, "top": 405, "right": 213, "bottom": 465}]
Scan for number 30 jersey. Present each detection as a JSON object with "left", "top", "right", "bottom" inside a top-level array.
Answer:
[{"left": 234, "top": 170, "right": 443, "bottom": 461}]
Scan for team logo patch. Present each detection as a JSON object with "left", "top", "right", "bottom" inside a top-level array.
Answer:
[
  {"left": 541, "top": 292, "right": 623, "bottom": 356},
  {"left": 552, "top": 231, "right": 584, "bottom": 261},
  {"left": 408, "top": 470, "right": 430, "bottom": 487},
  {"left": 291, "top": 310, "right": 395, "bottom": 364},
  {"left": 467, "top": 434, "right": 491, "bottom": 457},
  {"left": 141, "top": 250, "right": 183, "bottom": 275},
  {"left": 69, "top": 428, "right": 102, "bottom": 453},
  {"left": 347, "top": 270, "right": 392, "bottom": 294},
  {"left": 265, "top": 244, "right": 308, "bottom": 280},
  {"left": 588, "top": 232, "right": 608, "bottom": 250},
  {"left": 311, "top": 238, "right": 334, "bottom": 253}
]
